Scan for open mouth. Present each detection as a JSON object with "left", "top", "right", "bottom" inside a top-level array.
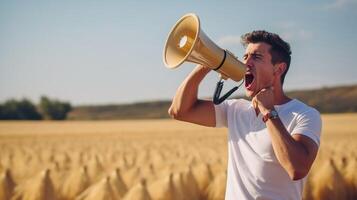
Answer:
[{"left": 245, "top": 73, "right": 255, "bottom": 89}]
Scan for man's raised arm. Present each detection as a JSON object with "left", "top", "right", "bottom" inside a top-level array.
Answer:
[{"left": 168, "top": 65, "right": 216, "bottom": 127}]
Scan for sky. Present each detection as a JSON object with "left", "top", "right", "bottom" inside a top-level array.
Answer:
[{"left": 1, "top": 0, "right": 356, "bottom": 105}]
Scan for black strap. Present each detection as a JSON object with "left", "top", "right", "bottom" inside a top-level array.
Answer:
[
  {"left": 213, "top": 79, "right": 244, "bottom": 105},
  {"left": 214, "top": 50, "right": 227, "bottom": 71}
]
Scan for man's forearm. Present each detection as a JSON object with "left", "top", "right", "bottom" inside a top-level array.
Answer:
[
  {"left": 169, "top": 65, "right": 211, "bottom": 115},
  {"left": 266, "top": 117, "right": 311, "bottom": 180}
]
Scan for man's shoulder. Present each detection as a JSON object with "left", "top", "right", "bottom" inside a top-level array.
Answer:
[{"left": 286, "top": 99, "right": 321, "bottom": 117}]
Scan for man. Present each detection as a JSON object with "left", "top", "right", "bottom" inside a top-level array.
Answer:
[{"left": 168, "top": 30, "right": 322, "bottom": 199}]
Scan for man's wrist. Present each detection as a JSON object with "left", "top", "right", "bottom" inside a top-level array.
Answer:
[{"left": 262, "top": 109, "right": 279, "bottom": 123}]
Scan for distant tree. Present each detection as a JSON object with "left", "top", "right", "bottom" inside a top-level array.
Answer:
[
  {"left": 39, "top": 96, "right": 72, "bottom": 120},
  {"left": 0, "top": 98, "right": 42, "bottom": 120}
]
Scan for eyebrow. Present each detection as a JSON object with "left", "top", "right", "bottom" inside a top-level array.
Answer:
[{"left": 243, "top": 52, "right": 264, "bottom": 58}]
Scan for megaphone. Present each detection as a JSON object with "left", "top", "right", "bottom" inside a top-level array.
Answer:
[{"left": 163, "top": 13, "right": 246, "bottom": 104}]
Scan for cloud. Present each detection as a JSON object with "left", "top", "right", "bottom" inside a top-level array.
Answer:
[
  {"left": 217, "top": 24, "right": 314, "bottom": 47},
  {"left": 217, "top": 35, "right": 242, "bottom": 47},
  {"left": 276, "top": 21, "right": 313, "bottom": 42},
  {"left": 323, "top": 0, "right": 357, "bottom": 10},
  {"left": 281, "top": 29, "right": 313, "bottom": 42}
]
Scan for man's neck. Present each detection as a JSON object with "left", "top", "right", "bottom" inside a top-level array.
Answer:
[{"left": 273, "top": 86, "right": 291, "bottom": 106}]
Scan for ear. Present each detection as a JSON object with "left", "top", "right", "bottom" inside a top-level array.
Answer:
[{"left": 274, "top": 62, "right": 287, "bottom": 76}]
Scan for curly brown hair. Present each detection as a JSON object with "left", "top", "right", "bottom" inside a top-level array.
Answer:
[{"left": 241, "top": 30, "right": 291, "bottom": 84}]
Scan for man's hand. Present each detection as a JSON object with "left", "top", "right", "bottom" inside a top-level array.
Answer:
[{"left": 252, "top": 87, "right": 275, "bottom": 116}]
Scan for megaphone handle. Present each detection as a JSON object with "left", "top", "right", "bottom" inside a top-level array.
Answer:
[
  {"left": 213, "top": 79, "right": 243, "bottom": 105},
  {"left": 213, "top": 79, "right": 224, "bottom": 104}
]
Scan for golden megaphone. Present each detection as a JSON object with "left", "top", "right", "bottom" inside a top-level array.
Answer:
[{"left": 163, "top": 13, "right": 246, "bottom": 104}]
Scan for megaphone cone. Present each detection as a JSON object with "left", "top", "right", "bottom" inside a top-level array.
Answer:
[
  {"left": 163, "top": 13, "right": 246, "bottom": 104},
  {"left": 163, "top": 13, "right": 246, "bottom": 82}
]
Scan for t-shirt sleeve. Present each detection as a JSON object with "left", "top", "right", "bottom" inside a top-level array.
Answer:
[
  {"left": 291, "top": 108, "right": 322, "bottom": 146},
  {"left": 214, "top": 100, "right": 229, "bottom": 128}
]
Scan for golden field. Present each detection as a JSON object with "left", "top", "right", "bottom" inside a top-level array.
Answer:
[{"left": 0, "top": 114, "right": 356, "bottom": 200}]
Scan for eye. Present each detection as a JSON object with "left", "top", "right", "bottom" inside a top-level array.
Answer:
[{"left": 253, "top": 54, "right": 262, "bottom": 60}]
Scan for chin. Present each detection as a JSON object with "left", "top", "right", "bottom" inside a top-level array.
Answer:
[{"left": 245, "top": 89, "right": 254, "bottom": 98}]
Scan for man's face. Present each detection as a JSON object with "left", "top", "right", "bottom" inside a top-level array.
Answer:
[{"left": 243, "top": 42, "right": 276, "bottom": 98}]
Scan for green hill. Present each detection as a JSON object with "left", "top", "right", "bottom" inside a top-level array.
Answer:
[
  {"left": 68, "top": 84, "right": 357, "bottom": 120},
  {"left": 286, "top": 84, "right": 357, "bottom": 113},
  {"left": 68, "top": 101, "right": 171, "bottom": 120}
]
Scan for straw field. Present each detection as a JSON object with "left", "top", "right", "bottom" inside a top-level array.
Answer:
[{"left": 0, "top": 113, "right": 356, "bottom": 200}]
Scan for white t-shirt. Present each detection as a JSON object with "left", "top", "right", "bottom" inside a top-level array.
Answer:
[{"left": 214, "top": 98, "right": 322, "bottom": 200}]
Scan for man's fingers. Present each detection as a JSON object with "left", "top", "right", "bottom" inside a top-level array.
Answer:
[
  {"left": 257, "top": 86, "right": 274, "bottom": 94},
  {"left": 262, "top": 86, "right": 274, "bottom": 91},
  {"left": 252, "top": 97, "right": 260, "bottom": 116},
  {"left": 252, "top": 97, "right": 257, "bottom": 107}
]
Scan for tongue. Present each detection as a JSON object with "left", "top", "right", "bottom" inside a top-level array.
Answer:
[{"left": 245, "top": 74, "right": 254, "bottom": 87}]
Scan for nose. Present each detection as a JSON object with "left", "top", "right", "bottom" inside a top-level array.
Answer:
[{"left": 244, "top": 57, "right": 254, "bottom": 69}]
